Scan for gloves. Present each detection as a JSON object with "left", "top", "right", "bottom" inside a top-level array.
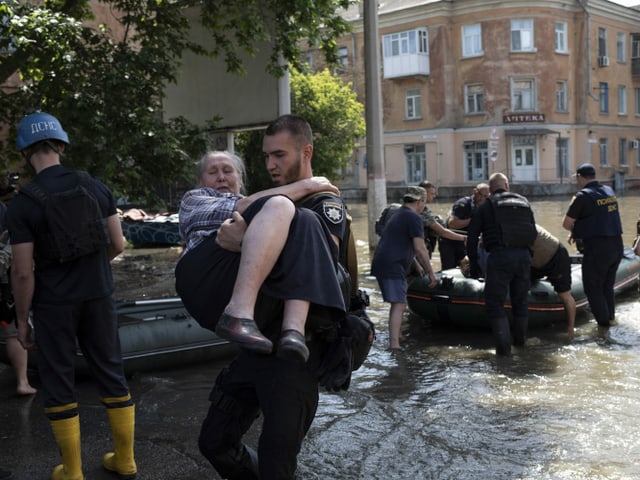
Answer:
[{"left": 315, "top": 337, "right": 353, "bottom": 392}]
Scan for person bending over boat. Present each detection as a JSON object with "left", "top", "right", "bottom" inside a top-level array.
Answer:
[
  {"left": 175, "top": 150, "right": 345, "bottom": 363},
  {"left": 375, "top": 182, "right": 465, "bottom": 263},
  {"left": 530, "top": 224, "right": 576, "bottom": 336},
  {"left": 467, "top": 172, "right": 537, "bottom": 356},
  {"left": 372, "top": 186, "right": 438, "bottom": 350},
  {"left": 438, "top": 183, "right": 490, "bottom": 270},
  {"left": 562, "top": 163, "right": 623, "bottom": 328}
]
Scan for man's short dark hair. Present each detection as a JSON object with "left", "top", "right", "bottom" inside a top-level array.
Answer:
[{"left": 265, "top": 114, "right": 313, "bottom": 149}]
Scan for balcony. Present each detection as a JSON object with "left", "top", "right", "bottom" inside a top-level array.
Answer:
[{"left": 383, "top": 53, "right": 430, "bottom": 79}]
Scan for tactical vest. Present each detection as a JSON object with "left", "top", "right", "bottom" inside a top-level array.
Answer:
[
  {"left": 20, "top": 172, "right": 110, "bottom": 263},
  {"left": 483, "top": 191, "right": 537, "bottom": 250},
  {"left": 572, "top": 184, "right": 622, "bottom": 239}
]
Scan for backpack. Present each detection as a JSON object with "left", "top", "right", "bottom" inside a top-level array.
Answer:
[
  {"left": 374, "top": 203, "right": 401, "bottom": 236},
  {"left": 20, "top": 172, "right": 110, "bottom": 263},
  {"left": 488, "top": 192, "right": 537, "bottom": 249}
]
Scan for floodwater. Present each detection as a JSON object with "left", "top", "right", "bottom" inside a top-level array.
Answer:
[{"left": 1, "top": 193, "right": 639, "bottom": 479}]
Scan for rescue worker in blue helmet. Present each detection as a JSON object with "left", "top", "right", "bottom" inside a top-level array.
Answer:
[{"left": 8, "top": 112, "right": 136, "bottom": 480}]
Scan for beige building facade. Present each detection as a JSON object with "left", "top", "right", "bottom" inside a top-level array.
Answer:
[{"left": 315, "top": 0, "right": 640, "bottom": 196}]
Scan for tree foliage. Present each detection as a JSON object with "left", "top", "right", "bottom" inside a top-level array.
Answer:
[
  {"left": 0, "top": 0, "right": 352, "bottom": 208},
  {"left": 238, "top": 68, "right": 365, "bottom": 194}
]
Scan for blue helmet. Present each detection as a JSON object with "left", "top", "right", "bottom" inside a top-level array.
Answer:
[{"left": 16, "top": 112, "right": 70, "bottom": 151}]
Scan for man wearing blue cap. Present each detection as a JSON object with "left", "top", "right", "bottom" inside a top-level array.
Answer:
[{"left": 562, "top": 163, "right": 623, "bottom": 328}]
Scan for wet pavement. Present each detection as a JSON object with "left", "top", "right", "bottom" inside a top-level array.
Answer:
[
  {"left": 0, "top": 245, "right": 247, "bottom": 480},
  {"left": 0, "top": 358, "right": 254, "bottom": 480}
]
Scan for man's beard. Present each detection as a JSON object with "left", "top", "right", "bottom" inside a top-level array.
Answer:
[{"left": 272, "top": 161, "right": 302, "bottom": 186}]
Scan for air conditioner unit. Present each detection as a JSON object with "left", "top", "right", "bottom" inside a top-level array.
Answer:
[
  {"left": 631, "top": 140, "right": 639, "bottom": 150},
  {"left": 598, "top": 56, "right": 610, "bottom": 67}
]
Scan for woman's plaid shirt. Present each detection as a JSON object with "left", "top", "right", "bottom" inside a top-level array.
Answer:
[{"left": 179, "top": 187, "right": 241, "bottom": 254}]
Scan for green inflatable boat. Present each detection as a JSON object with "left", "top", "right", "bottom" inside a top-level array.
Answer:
[
  {"left": 407, "top": 247, "right": 640, "bottom": 329},
  {"left": 0, "top": 297, "right": 237, "bottom": 376}
]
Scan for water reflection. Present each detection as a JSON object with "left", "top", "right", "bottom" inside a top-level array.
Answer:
[{"left": 297, "top": 195, "right": 640, "bottom": 480}]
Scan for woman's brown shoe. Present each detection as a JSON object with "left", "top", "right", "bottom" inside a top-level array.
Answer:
[
  {"left": 276, "top": 330, "right": 309, "bottom": 363},
  {"left": 215, "top": 313, "right": 273, "bottom": 354}
]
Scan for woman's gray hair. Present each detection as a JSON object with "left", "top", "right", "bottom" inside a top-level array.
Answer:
[{"left": 197, "top": 150, "right": 246, "bottom": 191}]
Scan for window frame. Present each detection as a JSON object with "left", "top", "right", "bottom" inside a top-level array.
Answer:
[
  {"left": 511, "top": 78, "right": 536, "bottom": 112},
  {"left": 619, "top": 138, "right": 628, "bottom": 166},
  {"left": 618, "top": 85, "right": 627, "bottom": 115},
  {"left": 511, "top": 19, "right": 535, "bottom": 52},
  {"left": 599, "top": 138, "right": 609, "bottom": 167},
  {"left": 617, "top": 32, "right": 626, "bottom": 62},
  {"left": 599, "top": 82, "right": 609, "bottom": 114},
  {"left": 555, "top": 22, "right": 568, "bottom": 53},
  {"left": 404, "top": 144, "right": 427, "bottom": 183},
  {"left": 405, "top": 88, "right": 422, "bottom": 120},
  {"left": 462, "top": 24, "right": 483, "bottom": 57},
  {"left": 556, "top": 80, "right": 568, "bottom": 112},
  {"left": 383, "top": 28, "right": 429, "bottom": 58},
  {"left": 464, "top": 83, "right": 484, "bottom": 114},
  {"left": 598, "top": 27, "right": 607, "bottom": 57}
]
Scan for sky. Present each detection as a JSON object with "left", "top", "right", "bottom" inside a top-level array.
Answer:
[{"left": 612, "top": 0, "right": 640, "bottom": 6}]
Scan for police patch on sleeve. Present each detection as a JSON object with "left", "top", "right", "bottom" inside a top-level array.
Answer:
[{"left": 322, "top": 201, "right": 345, "bottom": 224}]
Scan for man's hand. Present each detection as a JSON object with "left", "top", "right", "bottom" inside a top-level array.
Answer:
[
  {"left": 216, "top": 211, "right": 247, "bottom": 252},
  {"left": 308, "top": 176, "right": 340, "bottom": 196},
  {"left": 17, "top": 318, "right": 34, "bottom": 350},
  {"left": 427, "top": 270, "right": 437, "bottom": 288}
]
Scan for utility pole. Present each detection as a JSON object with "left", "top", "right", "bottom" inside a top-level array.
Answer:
[{"left": 364, "top": 0, "right": 387, "bottom": 250}]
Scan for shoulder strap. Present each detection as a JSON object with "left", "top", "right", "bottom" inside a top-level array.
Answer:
[
  {"left": 19, "top": 181, "right": 48, "bottom": 205},
  {"left": 19, "top": 171, "right": 90, "bottom": 205}
]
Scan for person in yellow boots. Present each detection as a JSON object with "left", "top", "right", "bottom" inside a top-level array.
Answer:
[{"left": 7, "top": 112, "right": 136, "bottom": 480}]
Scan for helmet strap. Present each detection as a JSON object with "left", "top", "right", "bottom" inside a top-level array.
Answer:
[{"left": 24, "top": 140, "right": 62, "bottom": 169}]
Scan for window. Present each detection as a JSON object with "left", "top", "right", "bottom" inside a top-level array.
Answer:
[
  {"left": 633, "top": 34, "right": 640, "bottom": 58},
  {"left": 337, "top": 46, "right": 348, "bottom": 72},
  {"left": 555, "top": 22, "right": 568, "bottom": 53},
  {"left": 511, "top": 78, "right": 535, "bottom": 111},
  {"left": 618, "top": 85, "right": 627, "bottom": 115},
  {"left": 511, "top": 19, "right": 534, "bottom": 52},
  {"left": 556, "top": 81, "right": 568, "bottom": 112},
  {"left": 636, "top": 142, "right": 640, "bottom": 167},
  {"left": 404, "top": 144, "right": 426, "bottom": 183},
  {"left": 598, "top": 28, "right": 607, "bottom": 57},
  {"left": 619, "top": 139, "right": 628, "bottom": 166},
  {"left": 405, "top": 89, "right": 422, "bottom": 119},
  {"left": 465, "top": 83, "right": 484, "bottom": 114},
  {"left": 383, "top": 28, "right": 428, "bottom": 57},
  {"left": 599, "top": 82, "right": 609, "bottom": 113},
  {"left": 556, "top": 138, "right": 569, "bottom": 178},
  {"left": 635, "top": 88, "right": 640, "bottom": 114},
  {"left": 462, "top": 24, "right": 483, "bottom": 57},
  {"left": 464, "top": 141, "right": 489, "bottom": 181},
  {"left": 599, "top": 138, "right": 609, "bottom": 167},
  {"left": 617, "top": 33, "right": 626, "bottom": 62}
]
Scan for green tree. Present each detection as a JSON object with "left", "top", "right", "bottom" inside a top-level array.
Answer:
[
  {"left": 238, "top": 68, "right": 365, "bottom": 193},
  {"left": 0, "top": 0, "right": 352, "bottom": 207}
]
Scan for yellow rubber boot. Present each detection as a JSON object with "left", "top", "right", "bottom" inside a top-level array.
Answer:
[
  {"left": 103, "top": 403, "right": 137, "bottom": 479},
  {"left": 49, "top": 415, "right": 84, "bottom": 480}
]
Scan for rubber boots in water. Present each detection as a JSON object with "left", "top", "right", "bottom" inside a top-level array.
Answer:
[
  {"left": 49, "top": 415, "right": 84, "bottom": 480},
  {"left": 103, "top": 404, "right": 137, "bottom": 479}
]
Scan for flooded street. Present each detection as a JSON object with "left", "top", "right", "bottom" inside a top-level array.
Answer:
[{"left": 1, "top": 194, "right": 639, "bottom": 479}]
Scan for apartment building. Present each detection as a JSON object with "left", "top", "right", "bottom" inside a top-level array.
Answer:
[{"left": 308, "top": 0, "right": 640, "bottom": 195}]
